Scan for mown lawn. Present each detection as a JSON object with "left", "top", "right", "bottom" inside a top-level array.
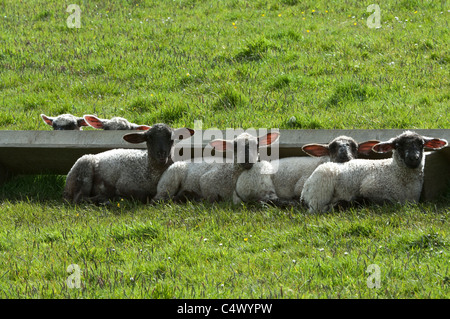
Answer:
[{"left": 0, "top": 0, "right": 448, "bottom": 299}]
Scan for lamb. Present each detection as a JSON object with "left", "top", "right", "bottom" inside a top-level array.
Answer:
[
  {"left": 153, "top": 131, "right": 280, "bottom": 203},
  {"left": 63, "top": 123, "right": 195, "bottom": 204},
  {"left": 233, "top": 136, "right": 379, "bottom": 205},
  {"left": 269, "top": 136, "right": 380, "bottom": 200},
  {"left": 232, "top": 159, "right": 280, "bottom": 205},
  {"left": 41, "top": 113, "right": 88, "bottom": 130},
  {"left": 83, "top": 115, "right": 151, "bottom": 130},
  {"left": 300, "top": 131, "right": 448, "bottom": 213}
]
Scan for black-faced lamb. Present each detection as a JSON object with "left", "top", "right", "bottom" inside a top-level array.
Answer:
[
  {"left": 63, "top": 123, "right": 194, "bottom": 204},
  {"left": 83, "top": 115, "right": 151, "bottom": 130},
  {"left": 300, "top": 131, "right": 448, "bottom": 213},
  {"left": 153, "top": 131, "right": 280, "bottom": 203},
  {"left": 41, "top": 114, "right": 88, "bottom": 130},
  {"left": 234, "top": 136, "right": 379, "bottom": 205}
]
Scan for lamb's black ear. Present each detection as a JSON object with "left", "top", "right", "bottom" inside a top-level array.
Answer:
[
  {"left": 209, "top": 139, "right": 233, "bottom": 152},
  {"left": 133, "top": 125, "right": 151, "bottom": 131},
  {"left": 123, "top": 132, "right": 147, "bottom": 144},
  {"left": 372, "top": 141, "right": 395, "bottom": 153},
  {"left": 357, "top": 140, "right": 380, "bottom": 155},
  {"left": 84, "top": 115, "right": 106, "bottom": 129},
  {"left": 257, "top": 132, "right": 280, "bottom": 147},
  {"left": 302, "top": 144, "right": 330, "bottom": 157},
  {"left": 41, "top": 114, "right": 54, "bottom": 126},
  {"left": 172, "top": 128, "right": 195, "bottom": 140},
  {"left": 423, "top": 137, "right": 448, "bottom": 150}
]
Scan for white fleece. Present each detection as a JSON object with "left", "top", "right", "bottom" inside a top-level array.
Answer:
[{"left": 300, "top": 152, "right": 425, "bottom": 213}]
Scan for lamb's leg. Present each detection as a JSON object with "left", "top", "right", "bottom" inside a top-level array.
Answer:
[
  {"left": 293, "top": 177, "right": 307, "bottom": 198},
  {"left": 63, "top": 155, "right": 96, "bottom": 204},
  {"left": 261, "top": 197, "right": 303, "bottom": 208},
  {"left": 301, "top": 169, "right": 337, "bottom": 213},
  {"left": 232, "top": 191, "right": 243, "bottom": 205},
  {"left": 173, "top": 190, "right": 203, "bottom": 203},
  {"left": 153, "top": 166, "right": 184, "bottom": 202}
]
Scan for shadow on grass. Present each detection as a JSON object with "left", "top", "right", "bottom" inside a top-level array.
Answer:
[
  {"left": 1, "top": 174, "right": 448, "bottom": 214},
  {"left": 0, "top": 174, "right": 66, "bottom": 203}
]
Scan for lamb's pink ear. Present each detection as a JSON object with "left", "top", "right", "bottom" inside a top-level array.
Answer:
[
  {"left": 423, "top": 138, "right": 448, "bottom": 150},
  {"left": 357, "top": 140, "right": 380, "bottom": 155},
  {"left": 41, "top": 114, "right": 54, "bottom": 126},
  {"left": 77, "top": 118, "right": 89, "bottom": 127},
  {"left": 172, "top": 128, "right": 195, "bottom": 140},
  {"left": 302, "top": 144, "right": 330, "bottom": 157},
  {"left": 209, "top": 139, "right": 233, "bottom": 152},
  {"left": 83, "top": 115, "right": 105, "bottom": 129},
  {"left": 258, "top": 132, "right": 280, "bottom": 147},
  {"left": 123, "top": 133, "right": 147, "bottom": 144},
  {"left": 135, "top": 125, "right": 151, "bottom": 131},
  {"left": 372, "top": 141, "right": 395, "bottom": 153}
]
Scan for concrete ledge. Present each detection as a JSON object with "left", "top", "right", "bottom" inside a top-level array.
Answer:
[
  {"left": 0, "top": 129, "right": 448, "bottom": 201},
  {"left": 0, "top": 130, "right": 142, "bottom": 175},
  {"left": 421, "top": 147, "right": 450, "bottom": 202}
]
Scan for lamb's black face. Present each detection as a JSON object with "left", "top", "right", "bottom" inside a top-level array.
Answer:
[
  {"left": 234, "top": 137, "right": 258, "bottom": 170},
  {"left": 394, "top": 135, "right": 424, "bottom": 169},
  {"left": 146, "top": 124, "right": 174, "bottom": 166},
  {"left": 328, "top": 138, "right": 358, "bottom": 163},
  {"left": 53, "top": 122, "right": 79, "bottom": 130}
]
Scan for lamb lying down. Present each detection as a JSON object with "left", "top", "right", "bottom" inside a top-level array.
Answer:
[
  {"left": 153, "top": 131, "right": 280, "bottom": 203},
  {"left": 233, "top": 136, "right": 379, "bottom": 206},
  {"left": 270, "top": 136, "right": 380, "bottom": 201},
  {"left": 63, "top": 123, "right": 194, "bottom": 204},
  {"left": 300, "top": 131, "right": 448, "bottom": 213},
  {"left": 41, "top": 114, "right": 88, "bottom": 130},
  {"left": 83, "top": 115, "right": 151, "bottom": 130}
]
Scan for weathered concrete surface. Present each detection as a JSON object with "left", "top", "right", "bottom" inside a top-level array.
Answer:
[
  {"left": 421, "top": 147, "right": 450, "bottom": 202},
  {"left": 0, "top": 130, "right": 144, "bottom": 175},
  {"left": 0, "top": 129, "right": 448, "bottom": 201}
]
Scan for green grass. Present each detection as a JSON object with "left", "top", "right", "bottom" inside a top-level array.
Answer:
[
  {"left": 0, "top": 0, "right": 449, "bottom": 299},
  {"left": 1, "top": 0, "right": 449, "bottom": 130},
  {"left": 0, "top": 176, "right": 448, "bottom": 298}
]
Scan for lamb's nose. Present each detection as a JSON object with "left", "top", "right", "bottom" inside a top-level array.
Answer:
[
  {"left": 407, "top": 153, "right": 419, "bottom": 161},
  {"left": 157, "top": 151, "right": 167, "bottom": 159}
]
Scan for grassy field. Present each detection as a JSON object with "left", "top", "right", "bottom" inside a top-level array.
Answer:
[{"left": 0, "top": 0, "right": 449, "bottom": 299}]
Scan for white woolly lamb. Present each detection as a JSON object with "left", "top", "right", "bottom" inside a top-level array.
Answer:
[
  {"left": 270, "top": 136, "right": 379, "bottom": 201},
  {"left": 233, "top": 160, "right": 279, "bottom": 204},
  {"left": 233, "top": 136, "right": 379, "bottom": 205},
  {"left": 153, "top": 131, "right": 280, "bottom": 203},
  {"left": 41, "top": 113, "right": 88, "bottom": 130},
  {"left": 83, "top": 115, "right": 151, "bottom": 130},
  {"left": 300, "top": 131, "right": 448, "bottom": 213},
  {"left": 63, "top": 123, "right": 194, "bottom": 204}
]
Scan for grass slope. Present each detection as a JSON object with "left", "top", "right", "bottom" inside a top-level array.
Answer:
[{"left": 0, "top": 0, "right": 449, "bottom": 130}]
